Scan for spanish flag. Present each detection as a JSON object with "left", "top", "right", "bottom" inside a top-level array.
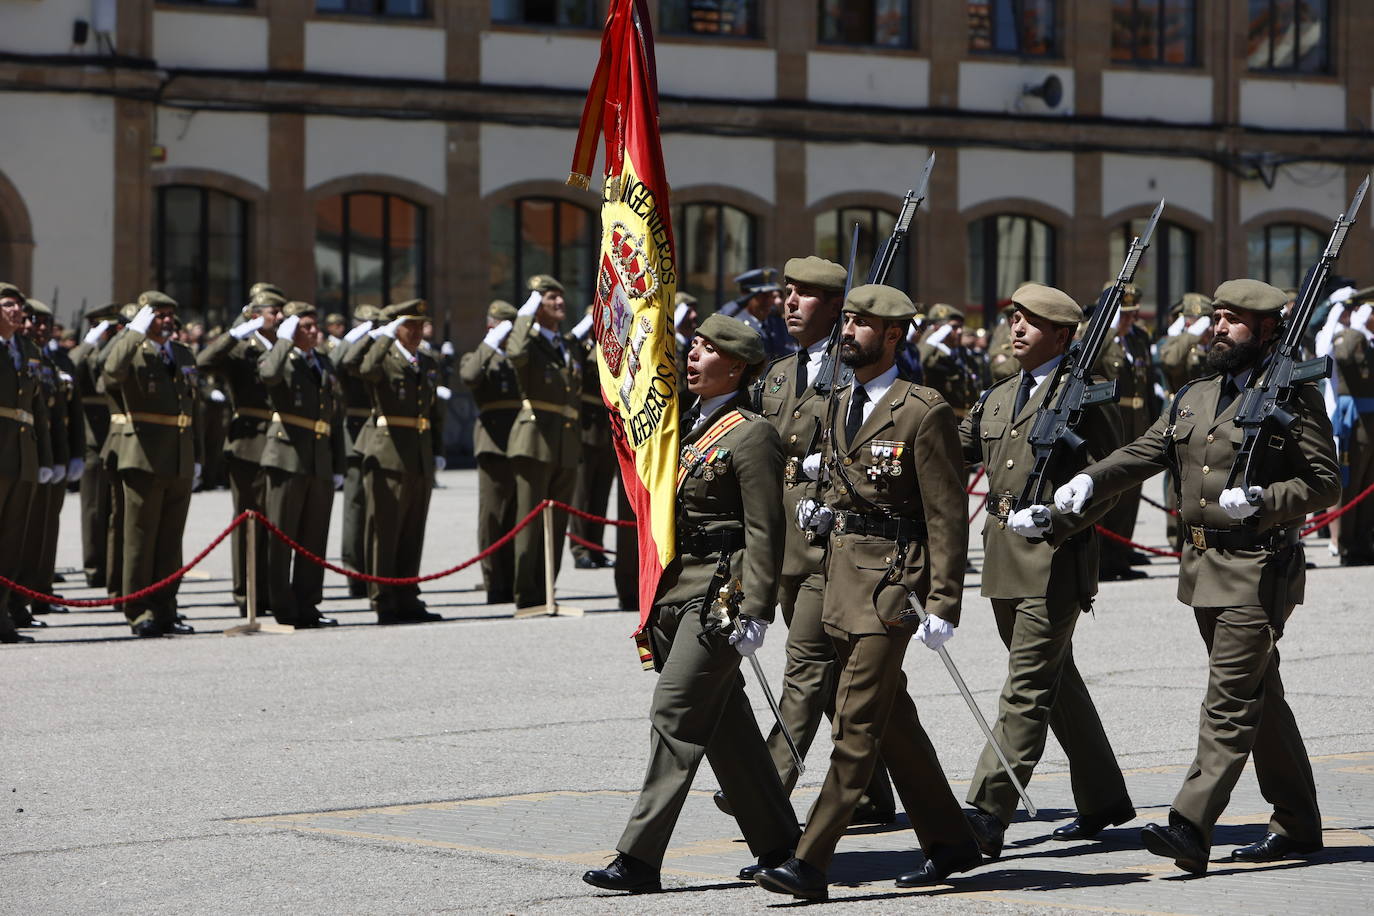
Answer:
[{"left": 569, "top": 0, "right": 678, "bottom": 641}]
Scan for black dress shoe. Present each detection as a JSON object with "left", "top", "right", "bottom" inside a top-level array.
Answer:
[
  {"left": 1102, "top": 567, "right": 1149, "bottom": 581},
  {"left": 574, "top": 556, "right": 598, "bottom": 569},
  {"left": 1, "top": 630, "right": 35, "bottom": 643},
  {"left": 713, "top": 789, "right": 733, "bottom": 816},
  {"left": 132, "top": 619, "right": 162, "bottom": 638},
  {"left": 1052, "top": 798, "right": 1136, "bottom": 841},
  {"left": 1228, "top": 832, "right": 1322, "bottom": 862},
  {"left": 582, "top": 853, "right": 661, "bottom": 893},
  {"left": 1129, "top": 550, "right": 1153, "bottom": 566},
  {"left": 966, "top": 809, "right": 1005, "bottom": 860},
  {"left": 755, "top": 856, "right": 828, "bottom": 900},
  {"left": 894, "top": 842, "right": 982, "bottom": 887},
  {"left": 20, "top": 616, "right": 48, "bottom": 628},
  {"left": 86, "top": 574, "right": 106, "bottom": 589},
  {"left": 738, "top": 846, "right": 793, "bottom": 881},
  {"left": 851, "top": 799, "right": 897, "bottom": 825},
  {"left": 1141, "top": 817, "right": 1208, "bottom": 874},
  {"left": 165, "top": 622, "right": 195, "bottom": 635}
]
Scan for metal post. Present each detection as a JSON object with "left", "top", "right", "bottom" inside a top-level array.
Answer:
[
  {"left": 543, "top": 502, "right": 556, "bottom": 615},
  {"left": 226, "top": 513, "right": 294, "bottom": 636}
]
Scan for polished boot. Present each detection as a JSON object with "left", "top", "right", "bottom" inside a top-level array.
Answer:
[
  {"left": 0, "top": 630, "right": 34, "bottom": 644},
  {"left": 1052, "top": 798, "right": 1136, "bottom": 840},
  {"left": 581, "top": 853, "right": 661, "bottom": 893},
  {"left": 737, "top": 847, "right": 793, "bottom": 882},
  {"left": 1141, "top": 816, "right": 1208, "bottom": 875},
  {"left": 713, "top": 790, "right": 733, "bottom": 816},
  {"left": 894, "top": 842, "right": 982, "bottom": 887},
  {"left": 754, "top": 856, "right": 827, "bottom": 901},
  {"left": 164, "top": 621, "right": 195, "bottom": 635},
  {"left": 966, "top": 808, "right": 1005, "bottom": 860},
  {"left": 131, "top": 619, "right": 162, "bottom": 638},
  {"left": 1228, "top": 832, "right": 1322, "bottom": 862}
]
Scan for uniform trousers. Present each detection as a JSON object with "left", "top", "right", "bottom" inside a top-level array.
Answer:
[
  {"left": 476, "top": 453, "right": 516, "bottom": 598},
  {"left": 105, "top": 464, "right": 124, "bottom": 597},
  {"left": 1336, "top": 414, "right": 1374, "bottom": 560},
  {"left": 120, "top": 469, "right": 192, "bottom": 627},
  {"left": 264, "top": 468, "right": 334, "bottom": 623},
  {"left": 36, "top": 480, "right": 66, "bottom": 597},
  {"left": 12, "top": 481, "right": 59, "bottom": 617},
  {"left": 612, "top": 480, "right": 639, "bottom": 611},
  {"left": 510, "top": 456, "right": 576, "bottom": 609},
  {"left": 967, "top": 595, "right": 1129, "bottom": 823},
  {"left": 617, "top": 603, "right": 799, "bottom": 868},
  {"left": 365, "top": 466, "right": 431, "bottom": 614},
  {"left": 1173, "top": 604, "right": 1320, "bottom": 849},
  {"left": 796, "top": 626, "right": 976, "bottom": 870},
  {"left": 0, "top": 475, "right": 36, "bottom": 637},
  {"left": 570, "top": 435, "right": 614, "bottom": 564},
  {"left": 227, "top": 456, "right": 269, "bottom": 611},
  {"left": 341, "top": 452, "right": 367, "bottom": 574},
  {"left": 79, "top": 460, "right": 110, "bottom": 585}
]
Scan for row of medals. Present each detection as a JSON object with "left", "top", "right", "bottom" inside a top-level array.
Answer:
[{"left": 868, "top": 440, "right": 904, "bottom": 480}]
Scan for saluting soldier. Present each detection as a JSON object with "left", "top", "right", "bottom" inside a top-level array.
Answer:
[
  {"left": 0, "top": 282, "right": 51, "bottom": 643},
  {"left": 258, "top": 302, "right": 345, "bottom": 628},
  {"left": 1159, "top": 294, "right": 1215, "bottom": 396},
  {"left": 102, "top": 292, "right": 201, "bottom": 637},
  {"left": 71, "top": 303, "right": 121, "bottom": 589},
  {"left": 987, "top": 302, "right": 1019, "bottom": 381},
  {"left": 342, "top": 300, "right": 445, "bottom": 625},
  {"left": 505, "top": 275, "right": 581, "bottom": 612},
  {"left": 918, "top": 304, "right": 981, "bottom": 419},
  {"left": 1094, "top": 283, "right": 1160, "bottom": 580},
  {"left": 197, "top": 287, "right": 285, "bottom": 615},
  {"left": 333, "top": 303, "right": 382, "bottom": 596},
  {"left": 957, "top": 283, "right": 1134, "bottom": 860},
  {"left": 570, "top": 306, "right": 615, "bottom": 569},
  {"left": 1057, "top": 279, "right": 1339, "bottom": 874},
  {"left": 582, "top": 314, "right": 798, "bottom": 895},
  {"left": 738, "top": 255, "right": 895, "bottom": 823},
  {"left": 1329, "top": 290, "right": 1374, "bottom": 565},
  {"left": 458, "top": 300, "right": 521, "bottom": 604},
  {"left": 756, "top": 285, "right": 980, "bottom": 900},
  {"left": 92, "top": 304, "right": 138, "bottom": 598}
]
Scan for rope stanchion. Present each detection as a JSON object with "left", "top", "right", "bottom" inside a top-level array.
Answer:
[{"left": 514, "top": 503, "right": 584, "bottom": 619}]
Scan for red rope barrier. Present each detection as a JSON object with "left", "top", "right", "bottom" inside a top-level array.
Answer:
[
  {"left": 1139, "top": 492, "right": 1180, "bottom": 516},
  {"left": 966, "top": 466, "right": 985, "bottom": 494},
  {"left": 1094, "top": 524, "right": 1181, "bottom": 558},
  {"left": 567, "top": 532, "right": 616, "bottom": 555},
  {"left": 546, "top": 500, "right": 636, "bottom": 527}
]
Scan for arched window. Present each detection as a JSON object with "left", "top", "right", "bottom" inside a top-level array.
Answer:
[
  {"left": 814, "top": 206, "right": 910, "bottom": 293},
  {"left": 153, "top": 185, "right": 249, "bottom": 328},
  {"left": 968, "top": 213, "right": 1055, "bottom": 324},
  {"left": 315, "top": 191, "right": 426, "bottom": 315},
  {"left": 490, "top": 197, "right": 597, "bottom": 317},
  {"left": 673, "top": 201, "right": 757, "bottom": 309},
  {"left": 1110, "top": 218, "right": 1196, "bottom": 327},
  {"left": 1246, "top": 222, "right": 1323, "bottom": 292}
]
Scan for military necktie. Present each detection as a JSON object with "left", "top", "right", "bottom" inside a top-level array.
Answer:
[
  {"left": 1215, "top": 376, "right": 1239, "bottom": 420},
  {"left": 308, "top": 353, "right": 322, "bottom": 384},
  {"left": 845, "top": 383, "right": 867, "bottom": 445},
  {"left": 681, "top": 404, "right": 700, "bottom": 433},
  {"left": 161, "top": 344, "right": 176, "bottom": 374},
  {"left": 794, "top": 348, "right": 808, "bottom": 397},
  {"left": 1014, "top": 371, "right": 1035, "bottom": 418},
  {"left": 7, "top": 338, "right": 19, "bottom": 371}
]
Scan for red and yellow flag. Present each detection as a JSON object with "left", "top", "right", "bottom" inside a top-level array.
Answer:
[{"left": 569, "top": 0, "right": 679, "bottom": 635}]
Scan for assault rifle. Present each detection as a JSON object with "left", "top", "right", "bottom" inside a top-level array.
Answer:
[
  {"left": 1224, "top": 175, "right": 1369, "bottom": 499},
  {"left": 1016, "top": 199, "right": 1165, "bottom": 515}
]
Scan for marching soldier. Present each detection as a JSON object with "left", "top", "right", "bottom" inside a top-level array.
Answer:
[
  {"left": 334, "top": 303, "right": 382, "bottom": 596},
  {"left": 71, "top": 303, "right": 121, "bottom": 588},
  {"left": 957, "top": 284, "right": 1134, "bottom": 859},
  {"left": 0, "top": 282, "right": 51, "bottom": 643},
  {"left": 570, "top": 306, "right": 615, "bottom": 569},
  {"left": 1094, "top": 283, "right": 1160, "bottom": 580},
  {"left": 756, "top": 285, "right": 980, "bottom": 900},
  {"left": 1330, "top": 290, "right": 1374, "bottom": 565},
  {"left": 102, "top": 292, "right": 201, "bottom": 637},
  {"left": 505, "top": 275, "right": 581, "bottom": 612},
  {"left": 197, "top": 288, "right": 285, "bottom": 615},
  {"left": 342, "top": 300, "right": 445, "bottom": 625},
  {"left": 582, "top": 314, "right": 798, "bottom": 894},
  {"left": 258, "top": 302, "right": 344, "bottom": 628},
  {"left": 458, "top": 300, "right": 520, "bottom": 604},
  {"left": 1057, "top": 279, "right": 1339, "bottom": 874}
]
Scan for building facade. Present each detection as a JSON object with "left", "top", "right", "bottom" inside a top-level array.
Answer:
[{"left": 2, "top": 0, "right": 1372, "bottom": 344}]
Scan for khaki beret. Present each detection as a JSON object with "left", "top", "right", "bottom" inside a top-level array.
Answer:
[
  {"left": 250, "top": 281, "right": 285, "bottom": 299},
  {"left": 927, "top": 303, "right": 965, "bottom": 322},
  {"left": 1104, "top": 280, "right": 1142, "bottom": 310},
  {"left": 1012, "top": 283, "right": 1083, "bottom": 327},
  {"left": 137, "top": 290, "right": 178, "bottom": 311},
  {"left": 527, "top": 274, "right": 565, "bottom": 294},
  {"left": 119, "top": 303, "right": 140, "bottom": 322},
  {"left": 673, "top": 290, "right": 699, "bottom": 308},
  {"left": 0, "top": 281, "right": 24, "bottom": 302},
  {"left": 247, "top": 290, "right": 286, "bottom": 312},
  {"left": 86, "top": 302, "right": 122, "bottom": 322},
  {"left": 381, "top": 299, "right": 428, "bottom": 322},
  {"left": 1212, "top": 279, "right": 1287, "bottom": 314},
  {"left": 282, "top": 300, "right": 316, "bottom": 318},
  {"left": 324, "top": 312, "right": 346, "bottom": 326},
  {"left": 25, "top": 298, "right": 52, "bottom": 317},
  {"left": 1179, "top": 292, "right": 1214, "bottom": 318},
  {"left": 488, "top": 299, "right": 518, "bottom": 322},
  {"left": 696, "top": 312, "right": 765, "bottom": 366},
  {"left": 354, "top": 304, "right": 382, "bottom": 323},
  {"left": 784, "top": 256, "right": 847, "bottom": 292},
  {"left": 844, "top": 284, "right": 916, "bottom": 321}
]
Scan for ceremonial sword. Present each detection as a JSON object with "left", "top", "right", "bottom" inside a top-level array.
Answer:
[{"left": 728, "top": 603, "right": 806, "bottom": 776}]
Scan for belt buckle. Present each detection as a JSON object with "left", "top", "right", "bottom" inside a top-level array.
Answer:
[
  {"left": 417, "top": 418, "right": 430, "bottom": 432},
  {"left": 176, "top": 414, "right": 191, "bottom": 428},
  {"left": 996, "top": 494, "right": 1014, "bottom": 519},
  {"left": 1190, "top": 526, "right": 1209, "bottom": 551},
  {"left": 834, "top": 513, "right": 847, "bottom": 534},
  {"left": 783, "top": 457, "right": 799, "bottom": 483},
  {"left": 314, "top": 420, "right": 329, "bottom": 435}
]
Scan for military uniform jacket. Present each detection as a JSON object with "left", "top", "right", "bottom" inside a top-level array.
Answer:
[
  {"left": 960, "top": 369, "right": 1123, "bottom": 604},
  {"left": 1332, "top": 329, "right": 1374, "bottom": 400},
  {"left": 0, "top": 335, "right": 52, "bottom": 481},
  {"left": 457, "top": 342, "right": 521, "bottom": 457},
  {"left": 331, "top": 336, "right": 376, "bottom": 452},
  {"left": 89, "top": 332, "right": 127, "bottom": 468},
  {"left": 577, "top": 338, "right": 612, "bottom": 451},
  {"left": 1089, "top": 374, "right": 1339, "bottom": 609},
  {"left": 821, "top": 378, "right": 967, "bottom": 634},
  {"left": 918, "top": 342, "right": 980, "bottom": 415},
  {"left": 504, "top": 315, "right": 580, "bottom": 467},
  {"left": 70, "top": 341, "right": 110, "bottom": 458},
  {"left": 1159, "top": 332, "right": 1209, "bottom": 395},
  {"left": 102, "top": 330, "right": 201, "bottom": 480},
  {"left": 343, "top": 334, "right": 444, "bottom": 479},
  {"left": 756, "top": 348, "right": 828, "bottom": 578},
  {"left": 658, "top": 392, "right": 784, "bottom": 622},
  {"left": 258, "top": 339, "right": 346, "bottom": 480},
  {"left": 197, "top": 331, "right": 274, "bottom": 462},
  {"left": 1095, "top": 324, "right": 1159, "bottom": 438},
  {"left": 35, "top": 348, "right": 80, "bottom": 470}
]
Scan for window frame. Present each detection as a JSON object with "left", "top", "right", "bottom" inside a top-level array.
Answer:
[
  {"left": 1109, "top": 0, "right": 1199, "bottom": 68},
  {"left": 1247, "top": 221, "right": 1324, "bottom": 291},
  {"left": 1246, "top": 0, "right": 1332, "bottom": 74},
  {"left": 494, "top": 196, "right": 599, "bottom": 311},
  {"left": 817, "top": 0, "right": 915, "bottom": 50},
  {"left": 316, "top": 190, "right": 428, "bottom": 315},
  {"left": 968, "top": 212, "right": 1057, "bottom": 327},
  {"left": 489, "top": 0, "right": 601, "bottom": 29},
  {"left": 674, "top": 200, "right": 759, "bottom": 309},
  {"left": 152, "top": 184, "right": 250, "bottom": 328},
  {"left": 967, "top": 0, "right": 1061, "bottom": 59},
  {"left": 313, "top": 0, "right": 430, "bottom": 21},
  {"left": 1113, "top": 217, "right": 1196, "bottom": 331},
  {"left": 813, "top": 205, "right": 910, "bottom": 293},
  {"left": 658, "top": 0, "right": 765, "bottom": 41}
]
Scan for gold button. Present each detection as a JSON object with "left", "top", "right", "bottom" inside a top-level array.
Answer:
[
  {"left": 788, "top": 434, "right": 797, "bottom": 443},
  {"left": 843, "top": 457, "right": 852, "bottom": 466},
  {"left": 998, "top": 521, "right": 1007, "bottom": 530},
  {"left": 838, "top": 486, "right": 848, "bottom": 495},
  {"left": 1010, "top": 429, "right": 1019, "bottom": 438},
  {"left": 1006, "top": 459, "right": 1015, "bottom": 468},
  {"left": 793, "top": 410, "right": 801, "bottom": 419},
  {"left": 834, "top": 537, "right": 843, "bottom": 548},
  {"left": 1207, "top": 434, "right": 1215, "bottom": 443},
  {"left": 1199, "top": 498, "right": 1207, "bottom": 507},
  {"left": 883, "top": 556, "right": 891, "bottom": 564},
  {"left": 1202, "top": 465, "right": 1210, "bottom": 474}
]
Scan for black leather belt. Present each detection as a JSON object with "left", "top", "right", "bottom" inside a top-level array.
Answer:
[
  {"left": 833, "top": 511, "right": 926, "bottom": 541},
  {"left": 1186, "top": 525, "right": 1298, "bottom": 552},
  {"left": 678, "top": 527, "right": 745, "bottom": 557}
]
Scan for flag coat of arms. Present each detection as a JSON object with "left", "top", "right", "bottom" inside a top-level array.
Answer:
[{"left": 569, "top": 0, "right": 679, "bottom": 641}]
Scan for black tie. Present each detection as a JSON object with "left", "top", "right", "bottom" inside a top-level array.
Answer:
[
  {"left": 7, "top": 339, "right": 19, "bottom": 371},
  {"left": 1014, "top": 371, "right": 1035, "bottom": 418},
  {"left": 794, "top": 349, "right": 808, "bottom": 397},
  {"left": 846, "top": 384, "right": 868, "bottom": 445},
  {"left": 681, "top": 403, "right": 700, "bottom": 433},
  {"left": 1215, "top": 377, "right": 1239, "bottom": 420},
  {"left": 308, "top": 354, "right": 322, "bottom": 384},
  {"left": 161, "top": 346, "right": 176, "bottom": 374}
]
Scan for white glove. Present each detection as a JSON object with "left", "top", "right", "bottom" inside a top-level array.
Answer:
[
  {"left": 796, "top": 497, "right": 818, "bottom": 531},
  {"left": 193, "top": 462, "right": 202, "bottom": 489},
  {"left": 801, "top": 453, "right": 822, "bottom": 480},
  {"left": 1055, "top": 473, "right": 1094, "bottom": 514},
  {"left": 332, "top": 473, "right": 345, "bottom": 490},
  {"left": 344, "top": 321, "right": 373, "bottom": 344},
  {"left": 1220, "top": 486, "right": 1262, "bottom": 519},
  {"left": 371, "top": 317, "right": 405, "bottom": 339},
  {"left": 230, "top": 315, "right": 264, "bottom": 340},
  {"left": 1167, "top": 314, "right": 1187, "bottom": 336},
  {"left": 84, "top": 320, "right": 111, "bottom": 346},
  {"left": 927, "top": 322, "right": 954, "bottom": 354},
  {"left": 571, "top": 312, "right": 595, "bottom": 341},
  {"left": 916, "top": 614, "right": 954, "bottom": 651},
  {"left": 483, "top": 320, "right": 514, "bottom": 350},
  {"left": 436, "top": 385, "right": 452, "bottom": 401},
  {"left": 1009, "top": 506, "right": 1052, "bottom": 538},
  {"left": 440, "top": 341, "right": 454, "bottom": 357},
  {"left": 58, "top": 371, "right": 73, "bottom": 386},
  {"left": 435, "top": 455, "right": 447, "bottom": 472},
  {"left": 1187, "top": 316, "right": 1211, "bottom": 336},
  {"left": 129, "top": 304, "right": 157, "bottom": 336},
  {"left": 49, "top": 464, "right": 66, "bottom": 484},
  {"left": 728, "top": 617, "right": 768, "bottom": 656},
  {"left": 37, "top": 466, "right": 53, "bottom": 485},
  {"left": 276, "top": 314, "right": 300, "bottom": 343},
  {"left": 209, "top": 389, "right": 227, "bottom": 403},
  {"left": 67, "top": 457, "right": 85, "bottom": 479},
  {"left": 518, "top": 290, "right": 542, "bottom": 316}
]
